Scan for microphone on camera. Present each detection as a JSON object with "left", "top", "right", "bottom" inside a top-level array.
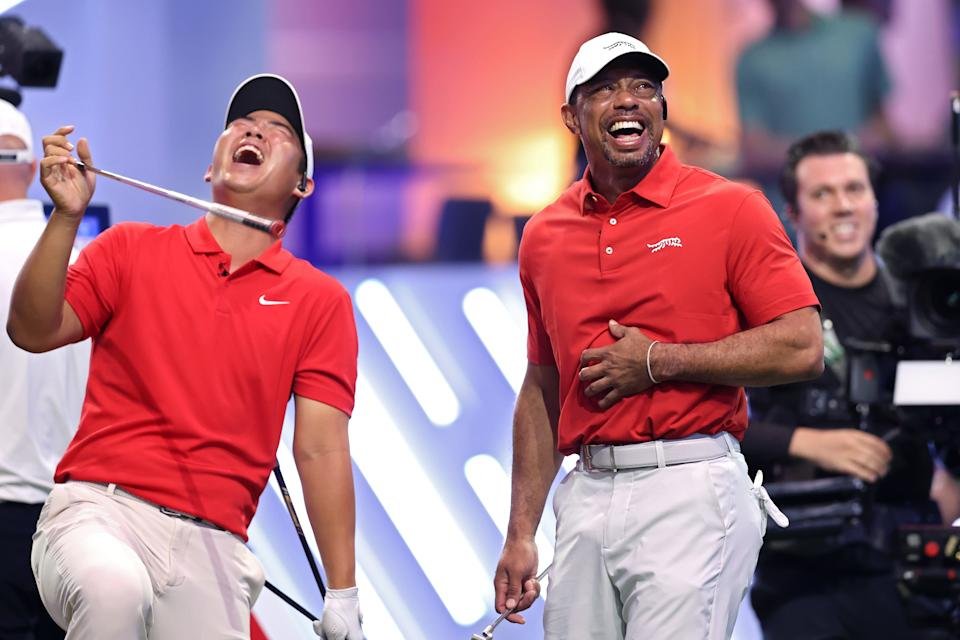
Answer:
[{"left": 876, "top": 213, "right": 960, "bottom": 279}]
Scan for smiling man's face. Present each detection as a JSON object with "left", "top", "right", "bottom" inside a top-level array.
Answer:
[
  {"left": 563, "top": 57, "right": 664, "bottom": 177},
  {"left": 791, "top": 152, "right": 878, "bottom": 265}
]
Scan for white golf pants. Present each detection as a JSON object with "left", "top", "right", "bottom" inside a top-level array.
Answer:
[{"left": 545, "top": 437, "right": 766, "bottom": 639}]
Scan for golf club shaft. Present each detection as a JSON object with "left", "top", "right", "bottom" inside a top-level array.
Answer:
[
  {"left": 264, "top": 579, "right": 319, "bottom": 621},
  {"left": 73, "top": 160, "right": 286, "bottom": 238},
  {"left": 273, "top": 464, "right": 328, "bottom": 598}
]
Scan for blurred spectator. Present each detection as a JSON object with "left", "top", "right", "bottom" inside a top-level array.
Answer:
[
  {"left": 736, "top": 0, "right": 894, "bottom": 177},
  {"left": 0, "top": 98, "right": 88, "bottom": 639}
]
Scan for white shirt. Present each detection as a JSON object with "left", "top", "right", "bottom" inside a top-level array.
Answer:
[{"left": 0, "top": 199, "right": 90, "bottom": 503}]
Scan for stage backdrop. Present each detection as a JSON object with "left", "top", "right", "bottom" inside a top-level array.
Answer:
[{"left": 247, "top": 263, "right": 763, "bottom": 640}]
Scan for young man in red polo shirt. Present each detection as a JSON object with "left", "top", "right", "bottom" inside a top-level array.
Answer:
[
  {"left": 7, "top": 75, "right": 363, "bottom": 640},
  {"left": 493, "top": 33, "right": 824, "bottom": 639}
]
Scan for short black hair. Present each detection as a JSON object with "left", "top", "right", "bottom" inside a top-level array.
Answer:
[{"left": 780, "top": 130, "right": 879, "bottom": 209}]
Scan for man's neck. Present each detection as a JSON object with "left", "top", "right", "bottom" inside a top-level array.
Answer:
[
  {"left": 0, "top": 188, "right": 29, "bottom": 202},
  {"left": 589, "top": 153, "right": 659, "bottom": 205},
  {"left": 205, "top": 212, "right": 276, "bottom": 272},
  {"left": 777, "top": 5, "right": 813, "bottom": 31},
  {"left": 802, "top": 247, "right": 878, "bottom": 288}
]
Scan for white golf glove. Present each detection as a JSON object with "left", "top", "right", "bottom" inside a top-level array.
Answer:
[{"left": 312, "top": 587, "right": 363, "bottom": 639}]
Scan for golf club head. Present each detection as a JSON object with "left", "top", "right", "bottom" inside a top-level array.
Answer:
[{"left": 470, "top": 634, "right": 492, "bottom": 640}]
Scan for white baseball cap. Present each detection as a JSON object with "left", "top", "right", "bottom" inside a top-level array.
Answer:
[
  {"left": 565, "top": 32, "right": 670, "bottom": 103},
  {"left": 0, "top": 98, "right": 34, "bottom": 163}
]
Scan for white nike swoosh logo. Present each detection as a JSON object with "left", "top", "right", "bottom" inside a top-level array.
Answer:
[{"left": 258, "top": 295, "right": 290, "bottom": 306}]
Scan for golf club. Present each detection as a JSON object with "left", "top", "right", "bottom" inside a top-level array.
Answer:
[
  {"left": 264, "top": 579, "right": 319, "bottom": 621},
  {"left": 72, "top": 160, "right": 286, "bottom": 238},
  {"left": 471, "top": 565, "right": 551, "bottom": 640},
  {"left": 273, "top": 463, "right": 327, "bottom": 599}
]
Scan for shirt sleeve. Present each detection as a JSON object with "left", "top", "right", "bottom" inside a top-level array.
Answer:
[
  {"left": 726, "top": 192, "right": 820, "bottom": 327},
  {"left": 518, "top": 240, "right": 555, "bottom": 367},
  {"left": 742, "top": 386, "right": 800, "bottom": 467},
  {"left": 293, "top": 285, "right": 358, "bottom": 416},
  {"left": 740, "top": 421, "right": 797, "bottom": 466},
  {"left": 64, "top": 223, "right": 132, "bottom": 339}
]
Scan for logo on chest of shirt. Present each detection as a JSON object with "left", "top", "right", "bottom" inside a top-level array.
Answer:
[
  {"left": 258, "top": 294, "right": 291, "bottom": 306},
  {"left": 646, "top": 236, "right": 683, "bottom": 253}
]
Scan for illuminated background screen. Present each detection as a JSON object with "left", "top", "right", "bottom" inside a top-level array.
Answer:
[{"left": 245, "top": 265, "right": 760, "bottom": 640}]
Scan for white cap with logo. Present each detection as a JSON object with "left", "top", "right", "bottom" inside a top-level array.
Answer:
[
  {"left": 565, "top": 32, "right": 670, "bottom": 104},
  {"left": 0, "top": 99, "right": 33, "bottom": 163}
]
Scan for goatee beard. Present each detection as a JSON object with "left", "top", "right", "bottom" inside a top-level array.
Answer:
[{"left": 602, "top": 139, "right": 659, "bottom": 170}]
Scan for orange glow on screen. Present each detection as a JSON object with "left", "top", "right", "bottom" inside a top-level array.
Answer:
[{"left": 409, "top": 1, "right": 600, "bottom": 218}]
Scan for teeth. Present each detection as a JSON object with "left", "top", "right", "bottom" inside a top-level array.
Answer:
[
  {"left": 233, "top": 144, "right": 264, "bottom": 162},
  {"left": 832, "top": 222, "right": 856, "bottom": 234},
  {"left": 609, "top": 121, "right": 644, "bottom": 133}
]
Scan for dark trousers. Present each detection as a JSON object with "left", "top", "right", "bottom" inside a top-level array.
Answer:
[
  {"left": 0, "top": 502, "right": 64, "bottom": 640},
  {"left": 751, "top": 552, "right": 948, "bottom": 640}
]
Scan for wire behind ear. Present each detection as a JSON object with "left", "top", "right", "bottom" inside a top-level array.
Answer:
[
  {"left": 297, "top": 174, "right": 307, "bottom": 193},
  {"left": 661, "top": 96, "right": 668, "bottom": 121}
]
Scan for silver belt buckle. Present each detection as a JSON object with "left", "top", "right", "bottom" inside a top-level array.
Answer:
[
  {"left": 582, "top": 445, "right": 593, "bottom": 471},
  {"left": 608, "top": 444, "right": 618, "bottom": 472},
  {"left": 159, "top": 505, "right": 192, "bottom": 520}
]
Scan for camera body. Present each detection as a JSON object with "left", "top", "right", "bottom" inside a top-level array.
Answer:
[
  {"left": 0, "top": 16, "right": 63, "bottom": 88},
  {"left": 760, "top": 260, "right": 959, "bottom": 555}
]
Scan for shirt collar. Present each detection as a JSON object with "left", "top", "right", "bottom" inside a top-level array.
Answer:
[
  {"left": 254, "top": 239, "right": 292, "bottom": 274},
  {"left": 184, "top": 216, "right": 293, "bottom": 274},
  {"left": 579, "top": 144, "right": 681, "bottom": 214}
]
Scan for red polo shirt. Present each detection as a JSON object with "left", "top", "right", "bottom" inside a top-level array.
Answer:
[
  {"left": 519, "top": 146, "right": 818, "bottom": 455},
  {"left": 58, "top": 218, "right": 358, "bottom": 539}
]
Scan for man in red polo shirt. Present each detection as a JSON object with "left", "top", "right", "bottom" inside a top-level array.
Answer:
[
  {"left": 7, "top": 75, "right": 363, "bottom": 640},
  {"left": 493, "top": 33, "right": 824, "bottom": 639}
]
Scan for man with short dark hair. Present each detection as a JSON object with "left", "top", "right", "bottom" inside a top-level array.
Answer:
[
  {"left": 493, "top": 32, "right": 824, "bottom": 640},
  {"left": 743, "top": 130, "right": 960, "bottom": 640},
  {"left": 7, "top": 75, "right": 364, "bottom": 640}
]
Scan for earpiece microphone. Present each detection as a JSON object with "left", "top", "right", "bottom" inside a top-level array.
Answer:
[
  {"left": 661, "top": 97, "right": 668, "bottom": 121},
  {"left": 297, "top": 174, "right": 307, "bottom": 193}
]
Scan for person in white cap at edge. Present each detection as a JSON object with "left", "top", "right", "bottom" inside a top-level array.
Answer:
[
  {"left": 7, "top": 75, "right": 363, "bottom": 639},
  {"left": 0, "top": 98, "right": 89, "bottom": 640},
  {"left": 493, "top": 32, "right": 824, "bottom": 639}
]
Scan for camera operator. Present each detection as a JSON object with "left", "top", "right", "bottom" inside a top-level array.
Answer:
[{"left": 742, "top": 130, "right": 960, "bottom": 640}]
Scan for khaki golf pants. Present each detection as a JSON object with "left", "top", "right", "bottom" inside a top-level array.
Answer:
[{"left": 32, "top": 481, "right": 264, "bottom": 639}]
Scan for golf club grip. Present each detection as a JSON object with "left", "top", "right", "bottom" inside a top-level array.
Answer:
[
  {"left": 235, "top": 214, "right": 284, "bottom": 238},
  {"left": 207, "top": 203, "right": 286, "bottom": 239},
  {"left": 273, "top": 464, "right": 328, "bottom": 598}
]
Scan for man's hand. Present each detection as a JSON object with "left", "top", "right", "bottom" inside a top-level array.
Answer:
[
  {"left": 579, "top": 319, "right": 655, "bottom": 409},
  {"left": 40, "top": 125, "right": 95, "bottom": 220},
  {"left": 312, "top": 587, "right": 363, "bottom": 639},
  {"left": 789, "top": 427, "right": 892, "bottom": 483},
  {"left": 493, "top": 537, "right": 541, "bottom": 624}
]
